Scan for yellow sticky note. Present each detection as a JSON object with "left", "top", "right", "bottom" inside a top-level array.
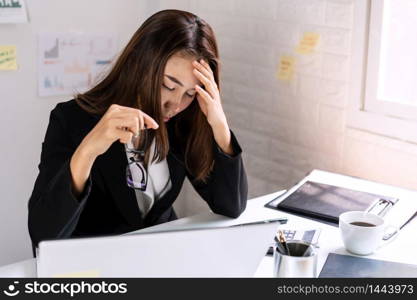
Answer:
[
  {"left": 53, "top": 269, "right": 101, "bottom": 278},
  {"left": 0, "top": 45, "right": 17, "bottom": 70},
  {"left": 296, "top": 32, "right": 320, "bottom": 54},
  {"left": 277, "top": 56, "right": 295, "bottom": 81}
]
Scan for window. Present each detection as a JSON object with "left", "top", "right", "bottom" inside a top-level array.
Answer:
[{"left": 348, "top": 0, "right": 417, "bottom": 143}]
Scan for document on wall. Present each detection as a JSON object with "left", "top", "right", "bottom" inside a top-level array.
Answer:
[
  {"left": 0, "top": 45, "right": 17, "bottom": 70},
  {"left": 38, "top": 33, "right": 119, "bottom": 97},
  {"left": 0, "top": 0, "right": 28, "bottom": 23}
]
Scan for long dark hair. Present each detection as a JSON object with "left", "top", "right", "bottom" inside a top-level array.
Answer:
[{"left": 75, "top": 9, "right": 220, "bottom": 182}]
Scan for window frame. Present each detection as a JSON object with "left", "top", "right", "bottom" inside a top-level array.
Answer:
[{"left": 348, "top": 0, "right": 417, "bottom": 143}]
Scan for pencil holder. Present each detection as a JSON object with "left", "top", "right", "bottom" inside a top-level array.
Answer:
[{"left": 273, "top": 240, "right": 317, "bottom": 277}]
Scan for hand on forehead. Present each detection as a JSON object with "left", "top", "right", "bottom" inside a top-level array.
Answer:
[{"left": 164, "top": 53, "right": 202, "bottom": 90}]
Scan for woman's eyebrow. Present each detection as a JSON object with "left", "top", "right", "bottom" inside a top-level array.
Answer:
[{"left": 165, "top": 74, "right": 183, "bottom": 87}]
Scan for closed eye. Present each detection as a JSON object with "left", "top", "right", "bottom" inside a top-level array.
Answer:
[{"left": 163, "top": 83, "right": 175, "bottom": 91}]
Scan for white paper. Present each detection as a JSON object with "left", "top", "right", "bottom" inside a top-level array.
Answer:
[
  {"left": 38, "top": 33, "right": 119, "bottom": 97},
  {"left": 0, "top": 0, "right": 28, "bottom": 23}
]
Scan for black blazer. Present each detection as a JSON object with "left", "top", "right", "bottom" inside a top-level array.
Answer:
[{"left": 28, "top": 100, "right": 248, "bottom": 254}]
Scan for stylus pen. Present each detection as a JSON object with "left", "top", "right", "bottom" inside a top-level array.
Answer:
[
  {"left": 230, "top": 218, "right": 288, "bottom": 227},
  {"left": 400, "top": 210, "right": 417, "bottom": 230}
]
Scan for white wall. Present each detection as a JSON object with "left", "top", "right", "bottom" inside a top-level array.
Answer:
[
  {"left": 148, "top": 0, "right": 417, "bottom": 217},
  {"left": 0, "top": 0, "right": 148, "bottom": 266}
]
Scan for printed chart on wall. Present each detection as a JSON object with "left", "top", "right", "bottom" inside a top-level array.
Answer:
[
  {"left": 38, "top": 33, "right": 119, "bottom": 97},
  {"left": 0, "top": 0, "right": 28, "bottom": 23}
]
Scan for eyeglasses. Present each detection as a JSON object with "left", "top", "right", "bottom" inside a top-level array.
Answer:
[{"left": 125, "top": 129, "right": 149, "bottom": 191}]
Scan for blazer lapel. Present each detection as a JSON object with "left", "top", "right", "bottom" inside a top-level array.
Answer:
[{"left": 142, "top": 150, "right": 185, "bottom": 225}]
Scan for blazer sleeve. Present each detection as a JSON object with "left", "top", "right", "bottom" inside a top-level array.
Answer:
[
  {"left": 28, "top": 104, "right": 92, "bottom": 248},
  {"left": 186, "top": 129, "right": 248, "bottom": 218}
]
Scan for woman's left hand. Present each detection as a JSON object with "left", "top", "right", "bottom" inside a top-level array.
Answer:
[
  {"left": 193, "top": 59, "right": 234, "bottom": 155},
  {"left": 193, "top": 59, "right": 228, "bottom": 129}
]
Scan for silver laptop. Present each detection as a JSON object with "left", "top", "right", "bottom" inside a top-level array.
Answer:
[{"left": 36, "top": 221, "right": 280, "bottom": 277}]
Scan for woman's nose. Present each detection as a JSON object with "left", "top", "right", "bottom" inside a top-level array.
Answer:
[{"left": 166, "top": 98, "right": 181, "bottom": 110}]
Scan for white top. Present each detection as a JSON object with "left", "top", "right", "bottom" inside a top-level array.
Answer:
[{"left": 125, "top": 137, "right": 172, "bottom": 217}]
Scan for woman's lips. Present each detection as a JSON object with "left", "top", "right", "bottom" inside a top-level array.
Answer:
[{"left": 163, "top": 117, "right": 170, "bottom": 122}]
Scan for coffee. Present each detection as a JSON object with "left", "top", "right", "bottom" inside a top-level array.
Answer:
[
  {"left": 340, "top": 211, "right": 394, "bottom": 256},
  {"left": 349, "top": 221, "right": 376, "bottom": 227}
]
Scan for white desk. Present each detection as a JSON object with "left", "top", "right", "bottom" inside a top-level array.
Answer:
[{"left": 1, "top": 170, "right": 417, "bottom": 277}]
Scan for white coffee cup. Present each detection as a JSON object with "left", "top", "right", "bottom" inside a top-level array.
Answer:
[{"left": 339, "top": 211, "right": 399, "bottom": 256}]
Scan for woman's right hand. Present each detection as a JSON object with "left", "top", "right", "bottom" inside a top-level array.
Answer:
[
  {"left": 70, "top": 104, "right": 159, "bottom": 198},
  {"left": 79, "top": 104, "right": 159, "bottom": 159}
]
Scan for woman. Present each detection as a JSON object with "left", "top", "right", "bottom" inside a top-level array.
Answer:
[{"left": 28, "top": 10, "right": 248, "bottom": 254}]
